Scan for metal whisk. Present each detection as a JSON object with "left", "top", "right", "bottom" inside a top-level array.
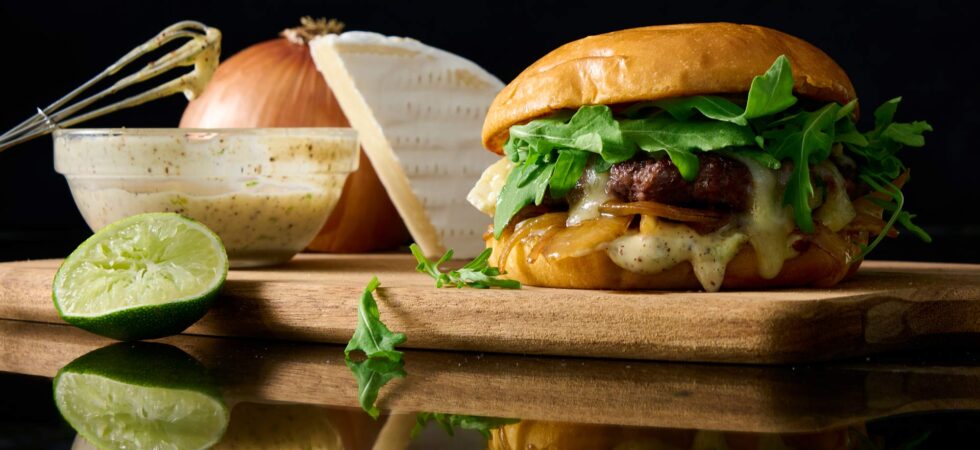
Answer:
[{"left": 0, "top": 20, "right": 221, "bottom": 153}]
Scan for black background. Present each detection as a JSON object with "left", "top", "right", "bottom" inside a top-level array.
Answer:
[{"left": 0, "top": 0, "right": 977, "bottom": 262}]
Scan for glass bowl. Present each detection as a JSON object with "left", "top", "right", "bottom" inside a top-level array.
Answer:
[{"left": 54, "top": 128, "right": 359, "bottom": 267}]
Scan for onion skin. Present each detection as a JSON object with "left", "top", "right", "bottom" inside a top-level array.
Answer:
[{"left": 180, "top": 37, "right": 410, "bottom": 253}]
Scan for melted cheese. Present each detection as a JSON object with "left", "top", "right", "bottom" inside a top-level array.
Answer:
[
  {"left": 814, "top": 161, "right": 857, "bottom": 232},
  {"left": 607, "top": 222, "right": 748, "bottom": 292},
  {"left": 566, "top": 165, "right": 615, "bottom": 226},
  {"left": 734, "top": 155, "right": 799, "bottom": 279},
  {"left": 467, "top": 157, "right": 514, "bottom": 216}
]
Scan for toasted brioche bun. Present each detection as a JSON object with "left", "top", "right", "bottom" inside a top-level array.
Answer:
[
  {"left": 488, "top": 224, "right": 864, "bottom": 290},
  {"left": 482, "top": 23, "right": 856, "bottom": 152}
]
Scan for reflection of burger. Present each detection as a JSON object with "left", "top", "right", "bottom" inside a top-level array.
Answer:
[
  {"left": 469, "top": 23, "right": 931, "bottom": 291},
  {"left": 487, "top": 420, "right": 866, "bottom": 450}
]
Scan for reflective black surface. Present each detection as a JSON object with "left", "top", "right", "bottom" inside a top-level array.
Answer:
[{"left": 2, "top": 320, "right": 979, "bottom": 449}]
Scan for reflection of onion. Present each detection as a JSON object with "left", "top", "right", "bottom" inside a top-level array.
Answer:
[
  {"left": 599, "top": 201, "right": 725, "bottom": 223},
  {"left": 180, "top": 17, "right": 409, "bottom": 253}
]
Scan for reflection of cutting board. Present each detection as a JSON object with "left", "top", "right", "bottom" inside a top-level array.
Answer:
[
  {"left": 3, "top": 320, "right": 980, "bottom": 433},
  {"left": 1, "top": 255, "right": 979, "bottom": 363}
]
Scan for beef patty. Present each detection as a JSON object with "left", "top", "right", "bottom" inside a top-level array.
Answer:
[{"left": 607, "top": 153, "right": 752, "bottom": 211}]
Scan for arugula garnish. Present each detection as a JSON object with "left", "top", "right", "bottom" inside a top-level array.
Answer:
[
  {"left": 345, "top": 277, "right": 407, "bottom": 419},
  {"left": 411, "top": 412, "right": 519, "bottom": 439},
  {"left": 345, "top": 277, "right": 407, "bottom": 360},
  {"left": 493, "top": 54, "right": 932, "bottom": 255},
  {"left": 410, "top": 244, "right": 521, "bottom": 289}
]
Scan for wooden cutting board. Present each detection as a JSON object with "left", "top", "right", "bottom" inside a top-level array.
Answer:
[{"left": 1, "top": 255, "right": 979, "bottom": 363}]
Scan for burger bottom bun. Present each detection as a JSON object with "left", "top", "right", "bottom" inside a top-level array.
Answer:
[{"left": 487, "top": 227, "right": 864, "bottom": 290}]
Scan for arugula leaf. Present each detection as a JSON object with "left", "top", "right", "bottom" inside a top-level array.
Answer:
[
  {"left": 881, "top": 121, "right": 932, "bottom": 147},
  {"left": 411, "top": 412, "right": 520, "bottom": 439},
  {"left": 650, "top": 55, "right": 797, "bottom": 125},
  {"left": 834, "top": 118, "right": 869, "bottom": 146},
  {"left": 549, "top": 150, "right": 590, "bottom": 198},
  {"left": 742, "top": 54, "right": 798, "bottom": 119},
  {"left": 411, "top": 243, "right": 521, "bottom": 289},
  {"left": 493, "top": 158, "right": 553, "bottom": 238},
  {"left": 869, "top": 197, "right": 932, "bottom": 242},
  {"left": 653, "top": 96, "right": 746, "bottom": 123},
  {"left": 345, "top": 277, "right": 407, "bottom": 360},
  {"left": 508, "top": 105, "right": 632, "bottom": 163},
  {"left": 767, "top": 102, "right": 840, "bottom": 232},
  {"left": 346, "top": 357, "right": 406, "bottom": 419},
  {"left": 620, "top": 117, "right": 757, "bottom": 180}
]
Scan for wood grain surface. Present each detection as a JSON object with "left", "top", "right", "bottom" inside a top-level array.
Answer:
[
  {"left": 2, "top": 255, "right": 979, "bottom": 363},
  {"left": 2, "top": 320, "right": 979, "bottom": 433}
]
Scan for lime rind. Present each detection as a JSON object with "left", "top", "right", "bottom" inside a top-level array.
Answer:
[
  {"left": 52, "top": 213, "right": 228, "bottom": 341},
  {"left": 54, "top": 289, "right": 223, "bottom": 341}
]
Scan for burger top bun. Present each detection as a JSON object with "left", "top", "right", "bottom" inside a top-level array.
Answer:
[{"left": 482, "top": 23, "right": 856, "bottom": 153}]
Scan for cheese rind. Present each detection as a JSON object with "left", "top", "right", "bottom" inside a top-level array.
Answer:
[{"left": 310, "top": 31, "right": 502, "bottom": 258}]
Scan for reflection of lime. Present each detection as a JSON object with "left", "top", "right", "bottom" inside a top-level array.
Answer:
[
  {"left": 52, "top": 212, "right": 228, "bottom": 341},
  {"left": 53, "top": 342, "right": 230, "bottom": 450}
]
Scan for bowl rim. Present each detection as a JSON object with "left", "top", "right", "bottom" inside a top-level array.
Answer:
[{"left": 53, "top": 127, "right": 358, "bottom": 138}]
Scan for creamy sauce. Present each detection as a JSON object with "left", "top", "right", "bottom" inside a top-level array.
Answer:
[
  {"left": 55, "top": 130, "right": 357, "bottom": 267},
  {"left": 467, "top": 157, "right": 514, "bottom": 216},
  {"left": 130, "top": 23, "right": 221, "bottom": 102},
  {"left": 607, "top": 223, "right": 748, "bottom": 292},
  {"left": 566, "top": 165, "right": 614, "bottom": 226}
]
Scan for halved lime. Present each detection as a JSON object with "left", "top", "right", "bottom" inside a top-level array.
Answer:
[
  {"left": 53, "top": 342, "right": 230, "bottom": 450},
  {"left": 53, "top": 212, "right": 228, "bottom": 341}
]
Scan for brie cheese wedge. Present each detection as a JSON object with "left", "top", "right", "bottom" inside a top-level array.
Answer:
[{"left": 310, "top": 31, "right": 502, "bottom": 258}]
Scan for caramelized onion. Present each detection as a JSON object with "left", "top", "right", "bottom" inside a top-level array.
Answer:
[
  {"left": 844, "top": 213, "right": 898, "bottom": 238},
  {"left": 808, "top": 224, "right": 861, "bottom": 286},
  {"left": 497, "top": 213, "right": 567, "bottom": 269},
  {"left": 598, "top": 201, "right": 725, "bottom": 223},
  {"left": 541, "top": 216, "right": 631, "bottom": 261},
  {"left": 527, "top": 226, "right": 562, "bottom": 263},
  {"left": 851, "top": 197, "right": 884, "bottom": 217}
]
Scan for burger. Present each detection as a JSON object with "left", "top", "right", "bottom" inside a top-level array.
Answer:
[{"left": 468, "top": 23, "right": 931, "bottom": 292}]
